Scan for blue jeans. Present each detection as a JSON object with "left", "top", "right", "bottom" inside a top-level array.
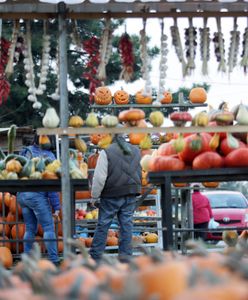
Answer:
[
  {"left": 17, "top": 192, "right": 59, "bottom": 263},
  {"left": 89, "top": 195, "right": 136, "bottom": 262}
]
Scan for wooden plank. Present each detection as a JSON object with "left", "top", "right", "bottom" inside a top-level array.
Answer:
[{"left": 37, "top": 125, "right": 248, "bottom": 136}]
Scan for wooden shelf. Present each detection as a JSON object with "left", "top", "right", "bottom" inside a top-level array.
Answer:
[{"left": 37, "top": 125, "right": 248, "bottom": 136}]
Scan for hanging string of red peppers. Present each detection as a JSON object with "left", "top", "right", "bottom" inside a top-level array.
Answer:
[
  {"left": 82, "top": 36, "right": 101, "bottom": 103},
  {"left": 118, "top": 33, "right": 134, "bottom": 82},
  {"left": 0, "top": 37, "right": 11, "bottom": 105}
]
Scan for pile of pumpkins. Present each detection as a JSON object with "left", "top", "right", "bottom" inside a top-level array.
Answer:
[{"left": 0, "top": 233, "right": 247, "bottom": 299}]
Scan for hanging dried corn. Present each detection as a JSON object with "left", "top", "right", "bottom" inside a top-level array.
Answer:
[
  {"left": 0, "top": 35, "right": 11, "bottom": 105},
  {"left": 228, "top": 17, "right": 240, "bottom": 74},
  {"left": 97, "top": 18, "right": 112, "bottom": 82},
  {"left": 199, "top": 18, "right": 210, "bottom": 76},
  {"left": 213, "top": 17, "right": 226, "bottom": 73},
  {"left": 185, "top": 18, "right": 197, "bottom": 75},
  {"left": 157, "top": 19, "right": 168, "bottom": 103},
  {"left": 23, "top": 20, "right": 51, "bottom": 109},
  {"left": 140, "top": 18, "right": 152, "bottom": 96},
  {"left": 5, "top": 20, "right": 19, "bottom": 78},
  {"left": 240, "top": 18, "right": 248, "bottom": 74},
  {"left": 119, "top": 31, "right": 134, "bottom": 82},
  {"left": 170, "top": 18, "right": 187, "bottom": 77}
]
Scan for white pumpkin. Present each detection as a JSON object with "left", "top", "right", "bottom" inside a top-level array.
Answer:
[{"left": 42, "top": 107, "right": 60, "bottom": 128}]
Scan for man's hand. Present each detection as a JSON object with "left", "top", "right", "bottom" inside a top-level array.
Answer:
[{"left": 53, "top": 210, "right": 60, "bottom": 221}]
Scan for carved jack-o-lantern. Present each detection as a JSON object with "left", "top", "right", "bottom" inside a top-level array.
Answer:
[
  {"left": 114, "top": 90, "right": 129, "bottom": 105},
  {"left": 94, "top": 86, "right": 112, "bottom": 105}
]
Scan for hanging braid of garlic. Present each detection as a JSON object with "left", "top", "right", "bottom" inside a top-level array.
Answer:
[
  {"left": 185, "top": 17, "right": 197, "bottom": 76},
  {"left": 5, "top": 20, "right": 19, "bottom": 78},
  {"left": 240, "top": 18, "right": 248, "bottom": 74},
  {"left": 97, "top": 18, "right": 112, "bottom": 82},
  {"left": 23, "top": 20, "right": 51, "bottom": 109},
  {"left": 140, "top": 18, "right": 152, "bottom": 97},
  {"left": 214, "top": 17, "right": 226, "bottom": 73},
  {"left": 157, "top": 19, "right": 168, "bottom": 103},
  {"left": 48, "top": 44, "right": 60, "bottom": 101},
  {"left": 228, "top": 17, "right": 240, "bottom": 74},
  {"left": 199, "top": 18, "right": 210, "bottom": 76},
  {"left": 170, "top": 18, "right": 187, "bottom": 77}
]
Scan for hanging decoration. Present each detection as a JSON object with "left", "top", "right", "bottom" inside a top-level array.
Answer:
[
  {"left": 5, "top": 20, "right": 19, "bottom": 78},
  {"left": 199, "top": 18, "right": 210, "bottom": 76},
  {"left": 240, "top": 19, "right": 248, "bottom": 74},
  {"left": 23, "top": 20, "right": 51, "bottom": 109},
  {"left": 48, "top": 44, "right": 60, "bottom": 101},
  {"left": 228, "top": 17, "right": 240, "bottom": 74},
  {"left": 82, "top": 36, "right": 101, "bottom": 103},
  {"left": 140, "top": 18, "right": 152, "bottom": 97},
  {"left": 213, "top": 17, "right": 226, "bottom": 73},
  {"left": 0, "top": 37, "right": 11, "bottom": 105},
  {"left": 157, "top": 19, "right": 168, "bottom": 103},
  {"left": 185, "top": 17, "right": 197, "bottom": 75},
  {"left": 170, "top": 18, "right": 187, "bottom": 77},
  {"left": 97, "top": 18, "right": 112, "bottom": 82},
  {"left": 70, "top": 19, "right": 81, "bottom": 51},
  {"left": 118, "top": 31, "right": 134, "bottom": 82}
]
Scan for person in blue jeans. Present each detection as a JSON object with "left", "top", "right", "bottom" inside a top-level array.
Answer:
[
  {"left": 17, "top": 134, "right": 61, "bottom": 265},
  {"left": 89, "top": 131, "right": 142, "bottom": 263}
]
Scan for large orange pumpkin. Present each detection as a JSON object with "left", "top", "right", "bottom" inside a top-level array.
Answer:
[
  {"left": 178, "top": 133, "right": 212, "bottom": 165},
  {"left": 202, "top": 182, "right": 219, "bottom": 188},
  {"left": 157, "top": 142, "right": 177, "bottom": 156},
  {"left": 189, "top": 87, "right": 207, "bottom": 103},
  {"left": 118, "top": 109, "right": 145, "bottom": 123},
  {"left": 0, "top": 217, "right": 10, "bottom": 237},
  {"left": 148, "top": 156, "right": 185, "bottom": 172},
  {"left": 11, "top": 223, "right": 25, "bottom": 239},
  {"left": 94, "top": 86, "right": 112, "bottom": 105}
]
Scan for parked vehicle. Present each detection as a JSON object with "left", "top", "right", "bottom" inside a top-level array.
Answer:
[{"left": 202, "top": 191, "right": 248, "bottom": 240}]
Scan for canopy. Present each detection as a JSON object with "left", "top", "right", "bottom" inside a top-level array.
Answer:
[{"left": 0, "top": 0, "right": 248, "bottom": 19}]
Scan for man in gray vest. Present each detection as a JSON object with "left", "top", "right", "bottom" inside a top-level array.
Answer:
[{"left": 89, "top": 131, "right": 142, "bottom": 263}]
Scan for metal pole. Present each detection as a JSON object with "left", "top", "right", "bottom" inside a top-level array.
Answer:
[{"left": 58, "top": 1, "right": 71, "bottom": 258}]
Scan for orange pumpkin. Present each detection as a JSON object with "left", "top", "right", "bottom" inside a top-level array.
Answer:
[
  {"left": 135, "top": 90, "right": 153, "bottom": 104},
  {"left": 0, "top": 217, "right": 10, "bottom": 236},
  {"left": 87, "top": 151, "right": 99, "bottom": 169},
  {"left": 118, "top": 108, "right": 145, "bottom": 123},
  {"left": 0, "top": 236, "right": 11, "bottom": 249},
  {"left": 11, "top": 223, "right": 25, "bottom": 239},
  {"left": 94, "top": 86, "right": 112, "bottom": 105},
  {"left": 161, "top": 91, "right": 173, "bottom": 104},
  {"left": 75, "top": 190, "right": 91, "bottom": 200},
  {"left": 106, "top": 236, "right": 118, "bottom": 246},
  {"left": 41, "top": 170, "right": 59, "bottom": 179},
  {"left": 129, "top": 119, "right": 147, "bottom": 145},
  {"left": 202, "top": 182, "right": 219, "bottom": 188},
  {"left": 39, "top": 135, "right": 51, "bottom": 150},
  {"left": 6, "top": 159, "right": 22, "bottom": 173},
  {"left": 114, "top": 90, "right": 129, "bottom": 105},
  {"left": 173, "top": 183, "right": 189, "bottom": 188},
  {"left": 189, "top": 87, "right": 207, "bottom": 103},
  {"left": 0, "top": 246, "right": 13, "bottom": 268}
]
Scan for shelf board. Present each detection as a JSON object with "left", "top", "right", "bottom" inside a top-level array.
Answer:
[{"left": 37, "top": 125, "right": 248, "bottom": 136}]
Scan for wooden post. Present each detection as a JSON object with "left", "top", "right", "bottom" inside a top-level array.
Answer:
[{"left": 58, "top": 1, "right": 71, "bottom": 258}]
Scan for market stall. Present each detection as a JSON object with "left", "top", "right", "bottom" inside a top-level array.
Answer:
[{"left": 0, "top": 0, "right": 248, "bottom": 259}]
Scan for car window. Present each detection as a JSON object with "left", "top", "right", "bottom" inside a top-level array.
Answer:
[{"left": 204, "top": 193, "right": 248, "bottom": 209}]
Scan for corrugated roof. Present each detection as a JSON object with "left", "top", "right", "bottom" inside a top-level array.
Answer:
[{"left": 0, "top": 0, "right": 247, "bottom": 18}]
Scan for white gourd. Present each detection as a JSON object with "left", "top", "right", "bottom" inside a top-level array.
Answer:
[
  {"left": 236, "top": 103, "right": 248, "bottom": 125},
  {"left": 42, "top": 107, "right": 60, "bottom": 128}
]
